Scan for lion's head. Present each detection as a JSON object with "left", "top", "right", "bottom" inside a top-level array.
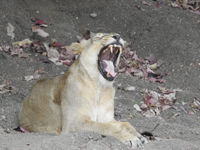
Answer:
[{"left": 70, "top": 32, "right": 126, "bottom": 82}]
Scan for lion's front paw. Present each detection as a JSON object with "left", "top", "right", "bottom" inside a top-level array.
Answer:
[
  {"left": 137, "top": 132, "right": 148, "bottom": 144},
  {"left": 124, "top": 133, "right": 147, "bottom": 149},
  {"left": 115, "top": 122, "right": 148, "bottom": 149},
  {"left": 132, "top": 132, "right": 148, "bottom": 149}
]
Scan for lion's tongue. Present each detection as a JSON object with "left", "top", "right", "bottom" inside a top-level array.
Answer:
[{"left": 102, "top": 60, "right": 117, "bottom": 77}]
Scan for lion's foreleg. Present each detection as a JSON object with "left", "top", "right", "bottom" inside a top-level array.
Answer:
[{"left": 75, "top": 116, "right": 147, "bottom": 148}]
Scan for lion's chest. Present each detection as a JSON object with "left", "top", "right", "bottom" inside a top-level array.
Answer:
[
  {"left": 90, "top": 105, "right": 113, "bottom": 123},
  {"left": 89, "top": 88, "right": 114, "bottom": 123}
]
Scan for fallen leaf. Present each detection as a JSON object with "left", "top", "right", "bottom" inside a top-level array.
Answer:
[
  {"left": 32, "top": 26, "right": 49, "bottom": 38},
  {"left": 49, "top": 58, "right": 62, "bottom": 65},
  {"left": 20, "top": 126, "right": 29, "bottom": 133},
  {"left": 63, "top": 48, "right": 75, "bottom": 60},
  {"left": 143, "top": 109, "right": 156, "bottom": 117},
  {"left": 170, "top": 2, "right": 180, "bottom": 8},
  {"left": 49, "top": 40, "right": 62, "bottom": 48},
  {"left": 190, "top": 98, "right": 200, "bottom": 110},
  {"left": 118, "top": 67, "right": 126, "bottom": 73},
  {"left": 188, "top": 111, "right": 195, "bottom": 115},
  {"left": 134, "top": 71, "right": 144, "bottom": 77},
  {"left": 32, "top": 18, "right": 48, "bottom": 27},
  {"left": 12, "top": 39, "right": 32, "bottom": 47},
  {"left": 190, "top": 10, "right": 200, "bottom": 15},
  {"left": 24, "top": 68, "right": 45, "bottom": 81},
  {"left": 162, "top": 105, "right": 171, "bottom": 111},
  {"left": 44, "top": 43, "right": 60, "bottom": 64},
  {"left": 140, "top": 103, "right": 148, "bottom": 110},
  {"left": 157, "top": 86, "right": 173, "bottom": 94},
  {"left": 124, "top": 86, "right": 136, "bottom": 91},
  {"left": 145, "top": 54, "right": 157, "bottom": 65},
  {"left": 134, "top": 104, "right": 142, "bottom": 112},
  {"left": 156, "top": 3, "right": 161, "bottom": 8},
  {"left": 149, "top": 78, "right": 166, "bottom": 83},
  {"left": 142, "top": 1, "right": 152, "bottom": 6},
  {"left": 135, "top": 5, "right": 145, "bottom": 11},
  {"left": 7, "top": 23, "right": 15, "bottom": 39},
  {"left": 24, "top": 75, "right": 34, "bottom": 81},
  {"left": 31, "top": 41, "right": 46, "bottom": 53},
  {"left": 149, "top": 63, "right": 158, "bottom": 70},
  {"left": 0, "top": 45, "right": 10, "bottom": 52},
  {"left": 62, "top": 60, "right": 72, "bottom": 66},
  {"left": 144, "top": 91, "right": 160, "bottom": 107}
]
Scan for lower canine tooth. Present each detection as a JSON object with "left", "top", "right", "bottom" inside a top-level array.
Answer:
[
  {"left": 103, "top": 49, "right": 108, "bottom": 53},
  {"left": 106, "top": 72, "right": 110, "bottom": 77}
]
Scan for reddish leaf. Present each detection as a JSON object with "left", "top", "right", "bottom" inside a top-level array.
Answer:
[
  {"left": 63, "top": 60, "right": 72, "bottom": 66},
  {"left": 35, "top": 19, "right": 46, "bottom": 25},
  {"left": 156, "top": 3, "right": 161, "bottom": 7},
  {"left": 149, "top": 78, "right": 166, "bottom": 83},
  {"left": 20, "top": 126, "right": 29, "bottom": 133}
]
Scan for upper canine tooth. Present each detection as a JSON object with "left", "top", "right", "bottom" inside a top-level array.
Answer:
[
  {"left": 109, "top": 45, "right": 113, "bottom": 53},
  {"left": 119, "top": 47, "right": 122, "bottom": 53}
]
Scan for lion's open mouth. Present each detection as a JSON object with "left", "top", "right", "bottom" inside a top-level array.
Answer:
[{"left": 98, "top": 43, "right": 122, "bottom": 81}]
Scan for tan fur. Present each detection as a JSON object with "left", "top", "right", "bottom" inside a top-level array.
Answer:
[{"left": 19, "top": 33, "right": 147, "bottom": 148}]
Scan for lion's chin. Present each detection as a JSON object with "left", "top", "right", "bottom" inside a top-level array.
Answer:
[{"left": 98, "top": 43, "right": 122, "bottom": 81}]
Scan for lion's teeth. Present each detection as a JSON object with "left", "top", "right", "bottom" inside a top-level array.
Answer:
[
  {"left": 106, "top": 72, "right": 110, "bottom": 77},
  {"left": 110, "top": 47, "right": 113, "bottom": 53},
  {"left": 103, "top": 48, "right": 108, "bottom": 53},
  {"left": 109, "top": 45, "right": 113, "bottom": 53},
  {"left": 119, "top": 47, "right": 122, "bottom": 53}
]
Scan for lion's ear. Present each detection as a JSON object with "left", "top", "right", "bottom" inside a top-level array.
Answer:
[
  {"left": 82, "top": 30, "right": 96, "bottom": 40},
  {"left": 69, "top": 31, "right": 93, "bottom": 55},
  {"left": 69, "top": 42, "right": 83, "bottom": 55},
  {"left": 82, "top": 30, "right": 91, "bottom": 40}
]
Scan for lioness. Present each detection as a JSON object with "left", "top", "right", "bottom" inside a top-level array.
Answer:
[{"left": 19, "top": 33, "right": 147, "bottom": 148}]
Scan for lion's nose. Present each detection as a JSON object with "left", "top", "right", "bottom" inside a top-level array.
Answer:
[{"left": 112, "top": 35, "right": 120, "bottom": 41}]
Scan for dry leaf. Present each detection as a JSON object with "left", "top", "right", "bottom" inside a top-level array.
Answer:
[
  {"left": 24, "top": 75, "right": 34, "bottom": 81},
  {"left": 32, "top": 26, "right": 49, "bottom": 38},
  {"left": 149, "top": 63, "right": 158, "bottom": 70},
  {"left": 124, "top": 86, "right": 136, "bottom": 91},
  {"left": 142, "top": 1, "right": 152, "bottom": 6},
  {"left": 24, "top": 68, "right": 45, "bottom": 81},
  {"left": 12, "top": 39, "right": 32, "bottom": 47},
  {"left": 7, "top": 23, "right": 15, "bottom": 39},
  {"left": 134, "top": 104, "right": 142, "bottom": 112}
]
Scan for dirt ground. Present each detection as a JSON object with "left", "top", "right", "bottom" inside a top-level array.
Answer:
[{"left": 0, "top": 0, "right": 200, "bottom": 149}]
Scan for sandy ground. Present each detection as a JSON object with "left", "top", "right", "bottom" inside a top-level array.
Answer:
[{"left": 0, "top": 0, "right": 200, "bottom": 149}]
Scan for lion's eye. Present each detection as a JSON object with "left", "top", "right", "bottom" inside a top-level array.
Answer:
[{"left": 112, "top": 35, "right": 120, "bottom": 40}]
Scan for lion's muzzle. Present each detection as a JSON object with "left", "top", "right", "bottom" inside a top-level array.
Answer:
[{"left": 98, "top": 42, "right": 123, "bottom": 81}]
